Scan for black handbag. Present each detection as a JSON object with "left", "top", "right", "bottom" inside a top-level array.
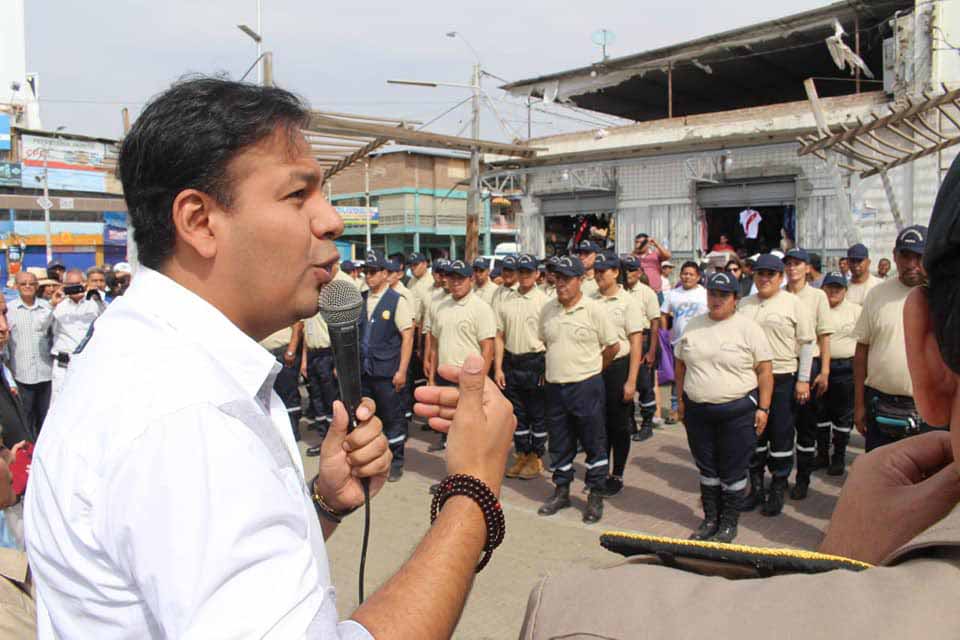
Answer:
[{"left": 870, "top": 393, "right": 922, "bottom": 439}]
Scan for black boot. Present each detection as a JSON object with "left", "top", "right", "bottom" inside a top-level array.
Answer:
[
  {"left": 583, "top": 491, "right": 604, "bottom": 524},
  {"left": 828, "top": 447, "right": 847, "bottom": 476},
  {"left": 713, "top": 492, "right": 741, "bottom": 543},
  {"left": 689, "top": 484, "right": 721, "bottom": 540},
  {"left": 634, "top": 420, "right": 654, "bottom": 442},
  {"left": 538, "top": 484, "right": 571, "bottom": 516},
  {"left": 762, "top": 477, "right": 787, "bottom": 516},
  {"left": 813, "top": 445, "right": 830, "bottom": 471},
  {"left": 741, "top": 470, "right": 765, "bottom": 512},
  {"left": 790, "top": 473, "right": 810, "bottom": 500}
]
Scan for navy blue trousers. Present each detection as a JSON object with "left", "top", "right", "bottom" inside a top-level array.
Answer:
[
  {"left": 684, "top": 392, "right": 757, "bottom": 493},
  {"left": 818, "top": 358, "right": 854, "bottom": 449},
  {"left": 750, "top": 373, "right": 795, "bottom": 479},
  {"left": 503, "top": 352, "right": 547, "bottom": 456},
  {"left": 270, "top": 347, "right": 302, "bottom": 441},
  {"left": 545, "top": 374, "right": 608, "bottom": 490},
  {"left": 306, "top": 348, "right": 338, "bottom": 425},
  {"left": 362, "top": 376, "right": 407, "bottom": 469},
  {"left": 795, "top": 358, "right": 822, "bottom": 475}
]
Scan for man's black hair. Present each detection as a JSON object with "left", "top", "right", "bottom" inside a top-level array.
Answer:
[
  {"left": 680, "top": 260, "right": 701, "bottom": 273},
  {"left": 118, "top": 76, "right": 309, "bottom": 269},
  {"left": 809, "top": 252, "right": 822, "bottom": 273},
  {"left": 635, "top": 233, "right": 649, "bottom": 241},
  {"left": 925, "top": 153, "right": 960, "bottom": 374}
]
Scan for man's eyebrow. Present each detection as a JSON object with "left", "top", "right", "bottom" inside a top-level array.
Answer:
[{"left": 286, "top": 170, "right": 321, "bottom": 189}]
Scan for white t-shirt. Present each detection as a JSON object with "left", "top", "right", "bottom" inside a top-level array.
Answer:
[
  {"left": 740, "top": 209, "right": 762, "bottom": 239},
  {"left": 661, "top": 285, "right": 709, "bottom": 344}
]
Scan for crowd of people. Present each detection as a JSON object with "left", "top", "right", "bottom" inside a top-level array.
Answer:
[{"left": 264, "top": 226, "right": 927, "bottom": 538}]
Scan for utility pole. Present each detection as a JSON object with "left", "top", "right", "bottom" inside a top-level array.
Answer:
[
  {"left": 364, "top": 159, "right": 372, "bottom": 251},
  {"left": 466, "top": 63, "right": 481, "bottom": 263},
  {"left": 256, "top": 0, "right": 263, "bottom": 85},
  {"left": 41, "top": 150, "right": 52, "bottom": 263}
]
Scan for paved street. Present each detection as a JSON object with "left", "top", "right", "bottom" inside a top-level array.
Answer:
[{"left": 300, "top": 403, "right": 863, "bottom": 639}]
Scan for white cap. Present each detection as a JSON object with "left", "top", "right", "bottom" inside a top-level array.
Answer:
[{"left": 114, "top": 262, "right": 132, "bottom": 274}]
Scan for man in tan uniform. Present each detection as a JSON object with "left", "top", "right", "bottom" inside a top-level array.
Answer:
[
  {"left": 845, "top": 243, "right": 883, "bottom": 305},
  {"left": 259, "top": 323, "right": 304, "bottom": 443},
  {"left": 519, "top": 152, "right": 960, "bottom": 640},
  {"left": 573, "top": 240, "right": 601, "bottom": 297},
  {"left": 494, "top": 254, "right": 549, "bottom": 481},
  {"left": 491, "top": 256, "right": 519, "bottom": 310},
  {"left": 422, "top": 259, "right": 450, "bottom": 387},
  {"left": 430, "top": 260, "right": 496, "bottom": 381},
  {"left": 621, "top": 253, "right": 662, "bottom": 441},
  {"left": 472, "top": 258, "right": 498, "bottom": 307},
  {"left": 300, "top": 310, "right": 337, "bottom": 450},
  {"left": 738, "top": 254, "right": 814, "bottom": 516},
  {"left": 0, "top": 443, "right": 34, "bottom": 638},
  {"left": 853, "top": 225, "right": 937, "bottom": 451},
  {"left": 783, "top": 248, "right": 833, "bottom": 499},
  {"left": 537, "top": 255, "right": 619, "bottom": 524},
  {"left": 538, "top": 257, "right": 557, "bottom": 299}
]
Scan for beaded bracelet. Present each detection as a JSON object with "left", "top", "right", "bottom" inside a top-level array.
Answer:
[{"left": 430, "top": 474, "right": 506, "bottom": 573}]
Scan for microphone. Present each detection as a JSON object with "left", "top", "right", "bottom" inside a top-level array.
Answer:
[{"left": 319, "top": 279, "right": 364, "bottom": 433}]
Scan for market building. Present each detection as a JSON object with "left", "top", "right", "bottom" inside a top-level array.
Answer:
[{"left": 493, "top": 0, "right": 959, "bottom": 264}]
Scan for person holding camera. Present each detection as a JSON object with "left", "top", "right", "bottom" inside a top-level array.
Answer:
[{"left": 49, "top": 268, "right": 106, "bottom": 401}]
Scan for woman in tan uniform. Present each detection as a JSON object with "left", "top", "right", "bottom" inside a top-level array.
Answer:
[{"left": 675, "top": 272, "right": 773, "bottom": 542}]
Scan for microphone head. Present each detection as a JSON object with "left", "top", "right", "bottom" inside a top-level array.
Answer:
[{"left": 318, "top": 279, "right": 363, "bottom": 327}]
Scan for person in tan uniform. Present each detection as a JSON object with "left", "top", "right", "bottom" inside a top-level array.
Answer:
[
  {"left": 491, "top": 255, "right": 519, "bottom": 310},
  {"left": 422, "top": 259, "right": 451, "bottom": 388},
  {"left": 387, "top": 259, "right": 419, "bottom": 422},
  {"left": 783, "top": 248, "right": 834, "bottom": 500},
  {"left": 494, "top": 254, "right": 549, "bottom": 481},
  {"left": 817, "top": 271, "right": 862, "bottom": 476},
  {"left": 854, "top": 225, "right": 940, "bottom": 451},
  {"left": 675, "top": 272, "right": 773, "bottom": 542},
  {"left": 538, "top": 257, "right": 557, "bottom": 299},
  {"left": 737, "top": 254, "right": 815, "bottom": 516},
  {"left": 300, "top": 310, "right": 337, "bottom": 450},
  {"left": 472, "top": 258, "right": 498, "bottom": 307},
  {"left": 574, "top": 239, "right": 601, "bottom": 297},
  {"left": 845, "top": 243, "right": 883, "bottom": 305},
  {"left": 259, "top": 323, "right": 304, "bottom": 443},
  {"left": 0, "top": 446, "right": 35, "bottom": 639},
  {"left": 518, "top": 152, "right": 960, "bottom": 640},
  {"left": 591, "top": 253, "right": 647, "bottom": 498},
  {"left": 621, "top": 253, "right": 662, "bottom": 441},
  {"left": 537, "top": 255, "right": 619, "bottom": 524}
]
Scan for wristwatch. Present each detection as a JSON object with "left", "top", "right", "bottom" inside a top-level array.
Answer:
[{"left": 757, "top": 407, "right": 770, "bottom": 414}]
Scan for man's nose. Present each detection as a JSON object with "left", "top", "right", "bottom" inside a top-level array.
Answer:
[{"left": 309, "top": 195, "right": 344, "bottom": 240}]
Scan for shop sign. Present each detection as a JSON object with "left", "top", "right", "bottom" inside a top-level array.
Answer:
[
  {"left": 336, "top": 206, "right": 379, "bottom": 228},
  {"left": 0, "top": 115, "right": 10, "bottom": 151},
  {"left": 20, "top": 134, "right": 110, "bottom": 194},
  {"left": 0, "top": 162, "right": 20, "bottom": 187}
]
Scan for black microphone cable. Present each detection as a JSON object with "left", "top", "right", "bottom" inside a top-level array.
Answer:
[{"left": 358, "top": 477, "right": 370, "bottom": 604}]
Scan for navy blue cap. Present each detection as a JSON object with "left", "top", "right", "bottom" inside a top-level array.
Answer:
[
  {"left": 473, "top": 257, "right": 490, "bottom": 270},
  {"left": 594, "top": 253, "right": 621, "bottom": 271},
  {"left": 753, "top": 253, "right": 785, "bottom": 273},
  {"left": 47, "top": 260, "right": 65, "bottom": 270},
  {"left": 385, "top": 260, "right": 402, "bottom": 273},
  {"left": 364, "top": 249, "right": 389, "bottom": 270},
  {"left": 706, "top": 271, "right": 739, "bottom": 293},
  {"left": 574, "top": 239, "right": 600, "bottom": 254},
  {"left": 620, "top": 254, "right": 641, "bottom": 271},
  {"left": 447, "top": 259, "right": 473, "bottom": 278},
  {"left": 538, "top": 261, "right": 547, "bottom": 273},
  {"left": 341, "top": 260, "right": 356, "bottom": 272},
  {"left": 433, "top": 258, "right": 451, "bottom": 273},
  {"left": 501, "top": 255, "right": 518, "bottom": 271},
  {"left": 847, "top": 243, "right": 869, "bottom": 260},
  {"left": 407, "top": 252, "right": 427, "bottom": 265},
  {"left": 552, "top": 255, "right": 585, "bottom": 277},
  {"left": 784, "top": 248, "right": 810, "bottom": 264},
  {"left": 895, "top": 225, "right": 927, "bottom": 255},
  {"left": 822, "top": 271, "right": 848, "bottom": 288},
  {"left": 490, "top": 265, "right": 502, "bottom": 278},
  {"left": 516, "top": 254, "right": 538, "bottom": 271}
]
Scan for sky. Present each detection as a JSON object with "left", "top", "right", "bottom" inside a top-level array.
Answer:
[{"left": 25, "top": 0, "right": 832, "bottom": 141}]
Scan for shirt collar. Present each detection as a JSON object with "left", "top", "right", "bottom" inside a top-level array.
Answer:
[
  {"left": 121, "top": 267, "right": 278, "bottom": 402},
  {"left": 16, "top": 296, "right": 42, "bottom": 310}
]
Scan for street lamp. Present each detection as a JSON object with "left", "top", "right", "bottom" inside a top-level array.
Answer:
[{"left": 237, "top": 0, "right": 263, "bottom": 84}]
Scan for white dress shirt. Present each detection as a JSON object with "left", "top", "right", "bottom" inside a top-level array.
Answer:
[
  {"left": 7, "top": 296, "right": 53, "bottom": 384},
  {"left": 50, "top": 295, "right": 105, "bottom": 356},
  {"left": 25, "top": 268, "right": 371, "bottom": 639}
]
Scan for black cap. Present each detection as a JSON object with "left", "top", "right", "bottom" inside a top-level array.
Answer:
[
  {"left": 895, "top": 225, "right": 927, "bottom": 255},
  {"left": 447, "top": 259, "right": 473, "bottom": 278},
  {"left": 433, "top": 258, "right": 451, "bottom": 274},
  {"left": 552, "top": 255, "right": 585, "bottom": 277},
  {"left": 784, "top": 248, "right": 810, "bottom": 264},
  {"left": 822, "top": 271, "right": 848, "bottom": 288},
  {"left": 47, "top": 260, "right": 65, "bottom": 270},
  {"left": 501, "top": 255, "right": 518, "bottom": 271},
  {"left": 705, "top": 272, "right": 739, "bottom": 294},
  {"left": 385, "top": 260, "right": 402, "bottom": 273},
  {"left": 847, "top": 243, "right": 869, "bottom": 260},
  {"left": 473, "top": 257, "right": 490, "bottom": 271},
  {"left": 516, "top": 254, "right": 538, "bottom": 271},
  {"left": 341, "top": 260, "right": 356, "bottom": 272},
  {"left": 619, "top": 254, "right": 640, "bottom": 271},
  {"left": 594, "top": 253, "right": 621, "bottom": 271},
  {"left": 574, "top": 239, "right": 600, "bottom": 254},
  {"left": 754, "top": 254, "right": 785, "bottom": 273},
  {"left": 364, "top": 249, "right": 389, "bottom": 270},
  {"left": 407, "top": 252, "right": 427, "bottom": 265}
]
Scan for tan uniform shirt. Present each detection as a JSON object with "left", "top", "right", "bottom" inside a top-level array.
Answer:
[
  {"left": 410, "top": 276, "right": 435, "bottom": 326},
  {"left": 392, "top": 281, "right": 420, "bottom": 324},
  {"left": 738, "top": 290, "right": 814, "bottom": 375},
  {"left": 675, "top": 313, "right": 773, "bottom": 404},
  {"left": 826, "top": 299, "right": 862, "bottom": 360},
  {"left": 302, "top": 313, "right": 331, "bottom": 349},
  {"left": 491, "top": 283, "right": 518, "bottom": 312},
  {"left": 431, "top": 292, "right": 496, "bottom": 367},
  {"left": 852, "top": 277, "right": 914, "bottom": 396},
  {"left": 422, "top": 287, "right": 449, "bottom": 334},
  {"left": 0, "top": 548, "right": 36, "bottom": 639},
  {"left": 627, "top": 282, "right": 662, "bottom": 329},
  {"left": 259, "top": 327, "right": 293, "bottom": 352},
  {"left": 333, "top": 267, "right": 359, "bottom": 291},
  {"left": 581, "top": 274, "right": 599, "bottom": 297},
  {"left": 590, "top": 287, "right": 647, "bottom": 361},
  {"left": 366, "top": 287, "right": 414, "bottom": 331},
  {"left": 474, "top": 279, "right": 498, "bottom": 307},
  {"left": 846, "top": 274, "right": 883, "bottom": 306},
  {"left": 538, "top": 283, "right": 557, "bottom": 299},
  {"left": 496, "top": 286, "right": 548, "bottom": 355},
  {"left": 539, "top": 295, "right": 619, "bottom": 384},
  {"left": 791, "top": 283, "right": 834, "bottom": 358}
]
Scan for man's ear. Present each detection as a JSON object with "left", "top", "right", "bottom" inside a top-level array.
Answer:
[
  {"left": 905, "top": 287, "right": 956, "bottom": 427},
  {"left": 170, "top": 189, "right": 219, "bottom": 260}
]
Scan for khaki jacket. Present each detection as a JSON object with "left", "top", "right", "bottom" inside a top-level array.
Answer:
[
  {"left": 520, "top": 508, "right": 960, "bottom": 640},
  {"left": 0, "top": 547, "right": 35, "bottom": 639}
]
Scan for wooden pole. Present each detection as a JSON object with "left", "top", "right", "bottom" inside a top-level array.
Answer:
[
  {"left": 855, "top": 16, "right": 861, "bottom": 94},
  {"left": 121, "top": 107, "right": 130, "bottom": 135},
  {"left": 668, "top": 62, "right": 674, "bottom": 119}
]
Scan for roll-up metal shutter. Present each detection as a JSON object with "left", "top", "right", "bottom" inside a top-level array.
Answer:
[
  {"left": 539, "top": 192, "right": 616, "bottom": 217},
  {"left": 697, "top": 180, "right": 796, "bottom": 208}
]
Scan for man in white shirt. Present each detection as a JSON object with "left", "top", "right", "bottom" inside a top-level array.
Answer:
[
  {"left": 25, "top": 77, "right": 515, "bottom": 639},
  {"left": 49, "top": 268, "right": 106, "bottom": 400},
  {"left": 7, "top": 271, "right": 53, "bottom": 439}
]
